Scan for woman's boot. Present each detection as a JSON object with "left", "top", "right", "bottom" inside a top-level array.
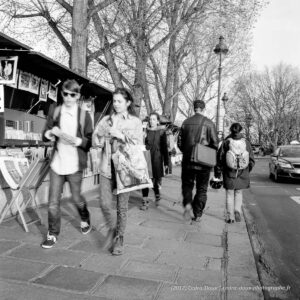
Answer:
[
  {"left": 155, "top": 194, "right": 161, "bottom": 207},
  {"left": 112, "top": 235, "right": 124, "bottom": 255},
  {"left": 140, "top": 198, "right": 149, "bottom": 210}
]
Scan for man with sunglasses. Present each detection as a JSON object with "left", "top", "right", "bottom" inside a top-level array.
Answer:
[{"left": 42, "top": 79, "right": 93, "bottom": 249}]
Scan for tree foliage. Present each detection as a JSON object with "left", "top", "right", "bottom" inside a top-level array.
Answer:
[
  {"left": 229, "top": 63, "right": 300, "bottom": 148},
  {"left": 0, "top": 0, "right": 265, "bottom": 120}
]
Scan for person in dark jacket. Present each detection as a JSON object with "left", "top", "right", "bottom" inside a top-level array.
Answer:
[
  {"left": 215, "top": 123, "right": 255, "bottom": 223},
  {"left": 41, "top": 79, "right": 93, "bottom": 249},
  {"left": 140, "top": 112, "right": 169, "bottom": 210},
  {"left": 177, "top": 100, "right": 218, "bottom": 222}
]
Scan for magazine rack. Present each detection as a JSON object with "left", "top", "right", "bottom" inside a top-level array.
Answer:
[{"left": 0, "top": 158, "right": 50, "bottom": 232}]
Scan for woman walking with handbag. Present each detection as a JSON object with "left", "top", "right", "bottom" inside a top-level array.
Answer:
[
  {"left": 140, "top": 112, "right": 169, "bottom": 210},
  {"left": 93, "top": 88, "right": 143, "bottom": 255},
  {"left": 215, "top": 123, "right": 255, "bottom": 223}
]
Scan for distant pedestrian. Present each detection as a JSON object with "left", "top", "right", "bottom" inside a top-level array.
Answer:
[
  {"left": 41, "top": 79, "right": 93, "bottom": 249},
  {"left": 166, "top": 126, "right": 176, "bottom": 174},
  {"left": 140, "top": 112, "right": 169, "bottom": 210},
  {"left": 177, "top": 100, "right": 218, "bottom": 222},
  {"left": 93, "top": 87, "right": 143, "bottom": 255},
  {"left": 215, "top": 123, "right": 255, "bottom": 223}
]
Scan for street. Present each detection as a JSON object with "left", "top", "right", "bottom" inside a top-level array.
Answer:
[{"left": 244, "top": 158, "right": 300, "bottom": 298}]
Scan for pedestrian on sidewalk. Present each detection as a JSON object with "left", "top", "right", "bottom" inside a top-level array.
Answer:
[
  {"left": 140, "top": 112, "right": 169, "bottom": 210},
  {"left": 177, "top": 100, "right": 218, "bottom": 222},
  {"left": 41, "top": 79, "right": 93, "bottom": 249},
  {"left": 215, "top": 123, "right": 255, "bottom": 223},
  {"left": 93, "top": 88, "right": 143, "bottom": 255}
]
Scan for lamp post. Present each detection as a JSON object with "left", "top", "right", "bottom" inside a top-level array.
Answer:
[
  {"left": 222, "top": 92, "right": 229, "bottom": 134},
  {"left": 214, "top": 36, "right": 229, "bottom": 135}
]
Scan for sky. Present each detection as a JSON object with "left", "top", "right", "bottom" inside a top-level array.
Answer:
[{"left": 251, "top": 0, "right": 300, "bottom": 70}]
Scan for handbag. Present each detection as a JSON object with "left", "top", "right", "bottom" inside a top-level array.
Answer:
[{"left": 190, "top": 117, "right": 217, "bottom": 167}]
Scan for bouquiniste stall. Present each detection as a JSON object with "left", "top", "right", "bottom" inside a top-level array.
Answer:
[{"left": 0, "top": 32, "right": 112, "bottom": 222}]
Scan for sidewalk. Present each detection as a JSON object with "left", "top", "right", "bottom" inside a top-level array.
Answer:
[{"left": 0, "top": 167, "right": 263, "bottom": 300}]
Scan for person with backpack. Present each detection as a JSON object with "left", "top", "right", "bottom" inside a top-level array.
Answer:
[
  {"left": 215, "top": 123, "right": 255, "bottom": 223},
  {"left": 41, "top": 79, "right": 93, "bottom": 248}
]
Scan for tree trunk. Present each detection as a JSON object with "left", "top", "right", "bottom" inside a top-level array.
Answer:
[
  {"left": 71, "top": 0, "right": 88, "bottom": 75},
  {"left": 163, "top": 35, "right": 176, "bottom": 118}
]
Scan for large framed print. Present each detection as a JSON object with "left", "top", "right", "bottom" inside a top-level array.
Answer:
[
  {"left": 0, "top": 156, "right": 23, "bottom": 189},
  {"left": 0, "top": 84, "right": 4, "bottom": 112},
  {"left": 0, "top": 56, "right": 18, "bottom": 85},
  {"left": 48, "top": 83, "right": 57, "bottom": 102},
  {"left": 39, "top": 79, "right": 48, "bottom": 101},
  {"left": 18, "top": 70, "right": 31, "bottom": 91}
]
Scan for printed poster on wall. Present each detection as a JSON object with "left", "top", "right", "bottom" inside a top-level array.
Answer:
[
  {"left": 48, "top": 83, "right": 57, "bottom": 102},
  {"left": 39, "top": 79, "right": 48, "bottom": 102},
  {"left": 18, "top": 70, "right": 31, "bottom": 91},
  {"left": 0, "top": 56, "right": 18, "bottom": 85},
  {"left": 28, "top": 74, "right": 40, "bottom": 94},
  {"left": 6, "top": 69, "right": 19, "bottom": 88},
  {"left": 0, "top": 85, "right": 4, "bottom": 112}
]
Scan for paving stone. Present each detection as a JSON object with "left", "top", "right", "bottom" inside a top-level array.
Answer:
[
  {"left": 81, "top": 253, "right": 129, "bottom": 274},
  {"left": 140, "top": 219, "right": 199, "bottom": 232},
  {"left": 34, "top": 265, "right": 105, "bottom": 292},
  {"left": 93, "top": 275, "right": 160, "bottom": 300},
  {"left": 226, "top": 275, "right": 263, "bottom": 299},
  {"left": 157, "top": 252, "right": 207, "bottom": 270},
  {"left": 0, "top": 256, "right": 50, "bottom": 281},
  {"left": 0, "top": 280, "right": 108, "bottom": 300},
  {"left": 120, "top": 260, "right": 178, "bottom": 282},
  {"left": 157, "top": 283, "right": 221, "bottom": 300},
  {"left": 143, "top": 238, "right": 223, "bottom": 258},
  {"left": 0, "top": 240, "right": 21, "bottom": 254},
  {"left": 185, "top": 232, "right": 222, "bottom": 247},
  {"left": 126, "top": 224, "right": 186, "bottom": 240},
  {"left": 177, "top": 268, "right": 222, "bottom": 287},
  {"left": 8, "top": 244, "right": 89, "bottom": 267}
]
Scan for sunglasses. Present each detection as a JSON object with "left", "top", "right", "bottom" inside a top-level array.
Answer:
[{"left": 62, "top": 91, "right": 78, "bottom": 98}]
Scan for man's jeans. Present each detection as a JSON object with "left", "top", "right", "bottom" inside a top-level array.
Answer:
[
  {"left": 48, "top": 169, "right": 90, "bottom": 236},
  {"left": 181, "top": 167, "right": 211, "bottom": 218},
  {"left": 226, "top": 189, "right": 243, "bottom": 219}
]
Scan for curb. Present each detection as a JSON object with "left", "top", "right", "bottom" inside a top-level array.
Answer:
[{"left": 242, "top": 205, "right": 293, "bottom": 299}]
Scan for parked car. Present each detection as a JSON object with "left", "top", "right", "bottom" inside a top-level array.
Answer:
[{"left": 269, "top": 145, "right": 300, "bottom": 182}]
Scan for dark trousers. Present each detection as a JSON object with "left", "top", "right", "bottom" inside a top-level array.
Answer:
[
  {"left": 142, "top": 178, "right": 161, "bottom": 198},
  {"left": 181, "top": 167, "right": 210, "bottom": 217},
  {"left": 48, "top": 169, "right": 90, "bottom": 236}
]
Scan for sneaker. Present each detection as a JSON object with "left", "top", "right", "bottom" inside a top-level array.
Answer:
[
  {"left": 41, "top": 232, "right": 57, "bottom": 249},
  {"left": 234, "top": 211, "right": 241, "bottom": 222},
  {"left": 112, "top": 235, "right": 124, "bottom": 256},
  {"left": 140, "top": 199, "right": 149, "bottom": 211},
  {"left": 183, "top": 204, "right": 193, "bottom": 221},
  {"left": 81, "top": 221, "right": 92, "bottom": 234},
  {"left": 192, "top": 216, "right": 202, "bottom": 222},
  {"left": 226, "top": 219, "right": 235, "bottom": 224}
]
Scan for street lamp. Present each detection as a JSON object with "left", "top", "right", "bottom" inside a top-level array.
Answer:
[
  {"left": 214, "top": 36, "right": 229, "bottom": 135},
  {"left": 222, "top": 92, "right": 229, "bottom": 133}
]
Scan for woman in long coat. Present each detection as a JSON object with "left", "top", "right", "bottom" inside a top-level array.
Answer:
[
  {"left": 215, "top": 123, "right": 255, "bottom": 223},
  {"left": 140, "top": 112, "right": 169, "bottom": 210}
]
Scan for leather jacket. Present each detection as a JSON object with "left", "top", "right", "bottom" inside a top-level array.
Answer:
[{"left": 177, "top": 113, "right": 218, "bottom": 169}]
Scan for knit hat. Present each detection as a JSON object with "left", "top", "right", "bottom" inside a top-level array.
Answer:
[{"left": 193, "top": 100, "right": 205, "bottom": 110}]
